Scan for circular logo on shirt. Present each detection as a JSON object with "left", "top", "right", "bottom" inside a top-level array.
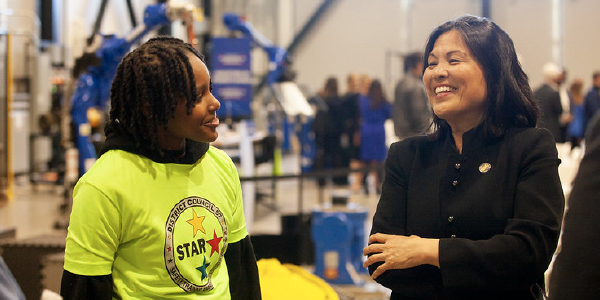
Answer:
[{"left": 164, "top": 196, "right": 228, "bottom": 292}]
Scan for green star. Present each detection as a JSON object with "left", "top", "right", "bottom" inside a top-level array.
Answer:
[{"left": 196, "top": 256, "right": 211, "bottom": 281}]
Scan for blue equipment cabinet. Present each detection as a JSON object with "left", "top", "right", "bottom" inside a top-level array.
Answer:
[{"left": 311, "top": 204, "right": 368, "bottom": 285}]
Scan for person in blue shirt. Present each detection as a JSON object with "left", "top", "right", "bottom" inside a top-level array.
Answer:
[{"left": 358, "top": 79, "right": 391, "bottom": 194}]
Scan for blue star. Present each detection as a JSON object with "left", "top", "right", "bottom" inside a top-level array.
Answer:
[{"left": 196, "top": 257, "right": 211, "bottom": 281}]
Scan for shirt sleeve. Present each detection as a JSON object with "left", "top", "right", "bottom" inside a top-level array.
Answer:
[
  {"left": 225, "top": 236, "right": 262, "bottom": 300},
  {"left": 64, "top": 180, "right": 121, "bottom": 276},
  {"left": 60, "top": 270, "right": 113, "bottom": 300},
  {"left": 439, "top": 129, "right": 564, "bottom": 291}
]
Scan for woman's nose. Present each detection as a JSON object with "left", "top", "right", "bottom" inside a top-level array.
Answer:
[
  {"left": 433, "top": 63, "right": 449, "bottom": 79},
  {"left": 209, "top": 94, "right": 221, "bottom": 111}
]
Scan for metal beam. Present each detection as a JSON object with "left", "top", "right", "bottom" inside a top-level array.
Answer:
[
  {"left": 482, "top": 0, "right": 491, "bottom": 19},
  {"left": 286, "top": 0, "right": 337, "bottom": 56},
  {"left": 254, "top": 0, "right": 338, "bottom": 95}
]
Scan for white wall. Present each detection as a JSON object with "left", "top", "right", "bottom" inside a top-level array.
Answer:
[
  {"left": 563, "top": 0, "right": 600, "bottom": 89},
  {"left": 492, "top": 0, "right": 554, "bottom": 90},
  {"left": 286, "top": 0, "right": 600, "bottom": 97}
]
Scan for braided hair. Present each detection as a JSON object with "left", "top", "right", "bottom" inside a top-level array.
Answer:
[{"left": 108, "top": 36, "right": 206, "bottom": 152}]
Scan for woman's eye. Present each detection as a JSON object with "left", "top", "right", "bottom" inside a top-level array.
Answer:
[{"left": 427, "top": 62, "right": 438, "bottom": 67}]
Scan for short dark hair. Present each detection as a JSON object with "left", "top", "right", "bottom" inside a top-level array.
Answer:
[
  {"left": 108, "top": 36, "right": 205, "bottom": 152},
  {"left": 593, "top": 72, "right": 600, "bottom": 80},
  {"left": 322, "top": 76, "right": 339, "bottom": 99},
  {"left": 403, "top": 52, "right": 422, "bottom": 73},
  {"left": 423, "top": 15, "right": 539, "bottom": 140}
]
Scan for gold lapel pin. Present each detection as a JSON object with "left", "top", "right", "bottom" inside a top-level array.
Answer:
[{"left": 479, "top": 163, "right": 492, "bottom": 173}]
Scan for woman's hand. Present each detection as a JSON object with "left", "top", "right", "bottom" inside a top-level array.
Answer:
[{"left": 362, "top": 233, "right": 440, "bottom": 279}]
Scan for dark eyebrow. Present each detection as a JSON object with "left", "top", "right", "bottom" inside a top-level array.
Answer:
[
  {"left": 429, "top": 50, "right": 467, "bottom": 58},
  {"left": 446, "top": 50, "right": 468, "bottom": 57},
  {"left": 197, "top": 84, "right": 208, "bottom": 94}
]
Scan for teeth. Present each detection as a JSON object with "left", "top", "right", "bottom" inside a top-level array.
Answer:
[{"left": 435, "top": 86, "right": 455, "bottom": 94}]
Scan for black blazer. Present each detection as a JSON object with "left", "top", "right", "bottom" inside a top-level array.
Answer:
[
  {"left": 548, "top": 114, "right": 600, "bottom": 300},
  {"left": 369, "top": 125, "right": 564, "bottom": 300}
]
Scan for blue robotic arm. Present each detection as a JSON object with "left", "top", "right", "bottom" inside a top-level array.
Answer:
[
  {"left": 223, "top": 13, "right": 291, "bottom": 86},
  {"left": 222, "top": 13, "right": 315, "bottom": 163}
]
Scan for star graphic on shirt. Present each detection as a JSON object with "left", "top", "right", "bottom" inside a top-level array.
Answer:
[
  {"left": 187, "top": 209, "right": 206, "bottom": 237},
  {"left": 207, "top": 230, "right": 223, "bottom": 256},
  {"left": 196, "top": 256, "right": 211, "bottom": 281}
]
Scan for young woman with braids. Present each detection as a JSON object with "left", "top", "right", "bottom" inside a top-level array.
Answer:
[{"left": 61, "top": 37, "right": 261, "bottom": 300}]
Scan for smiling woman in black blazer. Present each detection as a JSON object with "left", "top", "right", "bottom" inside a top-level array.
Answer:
[{"left": 363, "top": 15, "right": 564, "bottom": 300}]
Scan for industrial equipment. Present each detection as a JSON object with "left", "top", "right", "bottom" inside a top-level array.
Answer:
[{"left": 222, "top": 12, "right": 313, "bottom": 118}]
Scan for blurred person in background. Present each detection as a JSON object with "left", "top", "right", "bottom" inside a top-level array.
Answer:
[
  {"left": 567, "top": 78, "right": 585, "bottom": 152},
  {"left": 349, "top": 74, "right": 373, "bottom": 193},
  {"left": 340, "top": 73, "right": 361, "bottom": 186},
  {"left": 583, "top": 71, "right": 600, "bottom": 133},
  {"left": 535, "top": 62, "right": 571, "bottom": 143},
  {"left": 310, "top": 76, "right": 345, "bottom": 186},
  {"left": 0, "top": 256, "right": 25, "bottom": 300},
  {"left": 393, "top": 52, "right": 431, "bottom": 140},
  {"left": 358, "top": 79, "right": 391, "bottom": 195}
]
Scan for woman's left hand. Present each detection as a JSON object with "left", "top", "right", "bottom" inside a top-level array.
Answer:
[{"left": 362, "top": 233, "right": 440, "bottom": 279}]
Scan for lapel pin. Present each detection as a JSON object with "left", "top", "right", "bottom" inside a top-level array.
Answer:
[{"left": 479, "top": 163, "right": 491, "bottom": 173}]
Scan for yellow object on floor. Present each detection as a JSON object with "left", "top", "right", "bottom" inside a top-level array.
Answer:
[{"left": 257, "top": 258, "right": 339, "bottom": 300}]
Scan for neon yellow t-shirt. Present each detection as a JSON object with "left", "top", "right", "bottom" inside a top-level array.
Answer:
[{"left": 64, "top": 146, "right": 248, "bottom": 299}]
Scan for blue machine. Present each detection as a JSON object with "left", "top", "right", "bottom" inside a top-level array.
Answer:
[
  {"left": 70, "top": 1, "right": 196, "bottom": 176},
  {"left": 222, "top": 13, "right": 314, "bottom": 156},
  {"left": 311, "top": 204, "right": 368, "bottom": 285},
  {"left": 222, "top": 13, "right": 291, "bottom": 87}
]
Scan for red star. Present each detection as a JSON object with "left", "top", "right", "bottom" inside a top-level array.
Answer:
[{"left": 207, "top": 230, "right": 223, "bottom": 256}]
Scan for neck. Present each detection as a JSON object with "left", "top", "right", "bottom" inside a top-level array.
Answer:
[
  {"left": 448, "top": 120, "right": 481, "bottom": 154},
  {"left": 156, "top": 129, "right": 186, "bottom": 151}
]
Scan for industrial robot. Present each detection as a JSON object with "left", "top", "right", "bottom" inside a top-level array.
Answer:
[
  {"left": 223, "top": 13, "right": 296, "bottom": 87},
  {"left": 222, "top": 12, "right": 313, "bottom": 166}
]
